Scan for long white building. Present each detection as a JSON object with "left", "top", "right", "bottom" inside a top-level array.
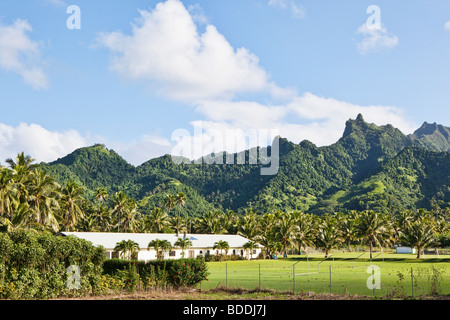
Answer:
[{"left": 57, "top": 232, "right": 263, "bottom": 261}]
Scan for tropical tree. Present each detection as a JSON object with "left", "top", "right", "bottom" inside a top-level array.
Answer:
[
  {"left": 60, "top": 180, "right": 85, "bottom": 231},
  {"left": 147, "top": 239, "right": 172, "bottom": 260},
  {"left": 355, "top": 210, "right": 394, "bottom": 259},
  {"left": 174, "top": 237, "right": 192, "bottom": 258},
  {"left": 147, "top": 207, "right": 170, "bottom": 233},
  {"left": 95, "top": 186, "right": 108, "bottom": 205},
  {"left": 315, "top": 214, "right": 342, "bottom": 258},
  {"left": 114, "top": 240, "right": 140, "bottom": 260},
  {"left": 401, "top": 218, "right": 436, "bottom": 259},
  {"left": 238, "top": 208, "right": 260, "bottom": 240},
  {"left": 293, "top": 211, "right": 316, "bottom": 254},
  {"left": 274, "top": 211, "right": 298, "bottom": 258},
  {"left": 336, "top": 211, "right": 357, "bottom": 252},
  {"left": 0, "top": 168, "right": 18, "bottom": 220},
  {"left": 213, "top": 240, "right": 229, "bottom": 262},
  {"left": 26, "top": 169, "right": 61, "bottom": 232},
  {"left": 243, "top": 241, "right": 259, "bottom": 259},
  {"left": 198, "top": 210, "right": 227, "bottom": 234}
]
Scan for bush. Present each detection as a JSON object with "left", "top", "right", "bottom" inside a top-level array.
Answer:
[
  {"left": 0, "top": 230, "right": 105, "bottom": 299},
  {"left": 102, "top": 257, "right": 209, "bottom": 290}
]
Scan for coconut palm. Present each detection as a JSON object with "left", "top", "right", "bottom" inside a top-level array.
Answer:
[
  {"left": 114, "top": 240, "right": 140, "bottom": 260},
  {"left": 401, "top": 218, "right": 436, "bottom": 259},
  {"left": 95, "top": 187, "right": 108, "bottom": 205},
  {"left": 243, "top": 241, "right": 259, "bottom": 259},
  {"left": 213, "top": 240, "right": 229, "bottom": 262},
  {"left": 355, "top": 210, "right": 394, "bottom": 259},
  {"left": 112, "top": 191, "right": 138, "bottom": 232},
  {"left": 293, "top": 211, "right": 316, "bottom": 254},
  {"left": 274, "top": 211, "right": 298, "bottom": 257},
  {"left": 0, "top": 168, "right": 18, "bottom": 219},
  {"left": 148, "top": 239, "right": 172, "bottom": 260},
  {"left": 238, "top": 209, "right": 260, "bottom": 240},
  {"left": 60, "top": 181, "right": 85, "bottom": 231},
  {"left": 315, "top": 214, "right": 342, "bottom": 258},
  {"left": 26, "top": 170, "right": 61, "bottom": 232},
  {"left": 198, "top": 210, "right": 227, "bottom": 234},
  {"left": 174, "top": 237, "right": 192, "bottom": 258},
  {"left": 147, "top": 207, "right": 170, "bottom": 233},
  {"left": 170, "top": 215, "right": 187, "bottom": 236},
  {"left": 336, "top": 212, "right": 357, "bottom": 252}
]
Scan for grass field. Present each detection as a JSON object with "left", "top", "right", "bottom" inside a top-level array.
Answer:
[{"left": 199, "top": 252, "right": 450, "bottom": 298}]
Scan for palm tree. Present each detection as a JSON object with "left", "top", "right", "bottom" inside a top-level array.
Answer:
[
  {"left": 293, "top": 211, "right": 315, "bottom": 254},
  {"left": 163, "top": 194, "right": 175, "bottom": 213},
  {"left": 198, "top": 210, "right": 227, "bottom": 234},
  {"left": 336, "top": 212, "right": 357, "bottom": 252},
  {"left": 174, "top": 237, "right": 192, "bottom": 258},
  {"left": 275, "top": 211, "right": 298, "bottom": 258},
  {"left": 315, "top": 214, "right": 342, "bottom": 258},
  {"left": 213, "top": 240, "right": 229, "bottom": 262},
  {"left": 170, "top": 215, "right": 187, "bottom": 236},
  {"left": 114, "top": 240, "right": 140, "bottom": 260},
  {"left": 243, "top": 241, "right": 259, "bottom": 259},
  {"left": 6, "top": 152, "right": 38, "bottom": 180},
  {"left": 112, "top": 191, "right": 139, "bottom": 233},
  {"left": 238, "top": 208, "right": 260, "bottom": 240},
  {"left": 95, "top": 187, "right": 108, "bottom": 205},
  {"left": 148, "top": 239, "right": 172, "bottom": 260},
  {"left": 27, "top": 170, "right": 61, "bottom": 232},
  {"left": 0, "top": 167, "right": 18, "bottom": 219},
  {"left": 355, "top": 210, "right": 394, "bottom": 259},
  {"left": 147, "top": 207, "right": 170, "bottom": 233},
  {"left": 60, "top": 181, "right": 85, "bottom": 231},
  {"left": 401, "top": 218, "right": 436, "bottom": 259}
]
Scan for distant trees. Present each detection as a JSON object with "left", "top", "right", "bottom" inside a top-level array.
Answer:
[{"left": 0, "top": 153, "right": 448, "bottom": 260}]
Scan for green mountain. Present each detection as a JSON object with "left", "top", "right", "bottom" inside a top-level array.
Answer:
[
  {"left": 408, "top": 121, "right": 450, "bottom": 152},
  {"left": 39, "top": 115, "right": 450, "bottom": 215}
]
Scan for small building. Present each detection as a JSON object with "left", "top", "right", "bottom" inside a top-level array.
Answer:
[
  {"left": 56, "top": 232, "right": 263, "bottom": 261},
  {"left": 395, "top": 246, "right": 416, "bottom": 254}
]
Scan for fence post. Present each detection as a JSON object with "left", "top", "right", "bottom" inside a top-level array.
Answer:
[
  {"left": 329, "top": 265, "right": 332, "bottom": 294},
  {"left": 293, "top": 265, "right": 295, "bottom": 294},
  {"left": 411, "top": 267, "right": 414, "bottom": 297},
  {"left": 226, "top": 263, "right": 228, "bottom": 288},
  {"left": 259, "top": 264, "right": 261, "bottom": 290}
]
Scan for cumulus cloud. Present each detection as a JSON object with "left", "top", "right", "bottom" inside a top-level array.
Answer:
[
  {"left": 0, "top": 123, "right": 87, "bottom": 164},
  {"left": 268, "top": 0, "right": 305, "bottom": 19},
  {"left": 445, "top": 21, "right": 450, "bottom": 31},
  {"left": 97, "top": 0, "right": 286, "bottom": 102},
  {"left": 97, "top": 0, "right": 415, "bottom": 161},
  {"left": 356, "top": 23, "right": 398, "bottom": 55},
  {"left": 0, "top": 19, "right": 49, "bottom": 90}
]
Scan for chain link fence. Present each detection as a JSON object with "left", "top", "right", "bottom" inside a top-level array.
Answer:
[{"left": 197, "top": 255, "right": 450, "bottom": 298}]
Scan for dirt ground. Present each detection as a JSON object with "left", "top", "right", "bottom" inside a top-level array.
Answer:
[{"left": 53, "top": 287, "right": 450, "bottom": 300}]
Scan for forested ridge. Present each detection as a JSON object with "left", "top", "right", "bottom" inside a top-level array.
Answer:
[{"left": 37, "top": 114, "right": 449, "bottom": 217}]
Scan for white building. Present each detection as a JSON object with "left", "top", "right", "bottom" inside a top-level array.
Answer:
[{"left": 57, "top": 232, "right": 263, "bottom": 261}]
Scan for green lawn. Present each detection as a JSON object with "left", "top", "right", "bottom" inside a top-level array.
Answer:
[{"left": 199, "top": 252, "right": 450, "bottom": 298}]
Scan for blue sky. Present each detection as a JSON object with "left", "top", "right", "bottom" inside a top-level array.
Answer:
[{"left": 0, "top": 0, "right": 449, "bottom": 165}]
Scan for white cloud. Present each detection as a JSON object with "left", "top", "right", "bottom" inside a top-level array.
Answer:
[
  {"left": 97, "top": 1, "right": 415, "bottom": 161},
  {"left": 445, "top": 21, "right": 450, "bottom": 31},
  {"left": 98, "top": 0, "right": 286, "bottom": 102},
  {"left": 0, "top": 123, "right": 87, "bottom": 164},
  {"left": 356, "top": 23, "right": 398, "bottom": 55},
  {"left": 268, "top": 0, "right": 305, "bottom": 19},
  {"left": 0, "top": 19, "right": 49, "bottom": 90}
]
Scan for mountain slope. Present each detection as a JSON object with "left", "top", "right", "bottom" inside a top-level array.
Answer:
[{"left": 40, "top": 116, "right": 450, "bottom": 215}]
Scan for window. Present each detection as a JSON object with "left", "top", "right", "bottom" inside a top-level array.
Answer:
[
  {"left": 188, "top": 250, "right": 195, "bottom": 258},
  {"left": 169, "top": 251, "right": 176, "bottom": 257}
]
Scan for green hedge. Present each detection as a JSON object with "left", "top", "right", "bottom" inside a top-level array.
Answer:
[
  {"left": 103, "top": 257, "right": 209, "bottom": 288},
  {"left": 0, "top": 230, "right": 105, "bottom": 299}
]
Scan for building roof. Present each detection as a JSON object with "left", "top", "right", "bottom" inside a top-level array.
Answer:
[{"left": 56, "top": 232, "right": 260, "bottom": 250}]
